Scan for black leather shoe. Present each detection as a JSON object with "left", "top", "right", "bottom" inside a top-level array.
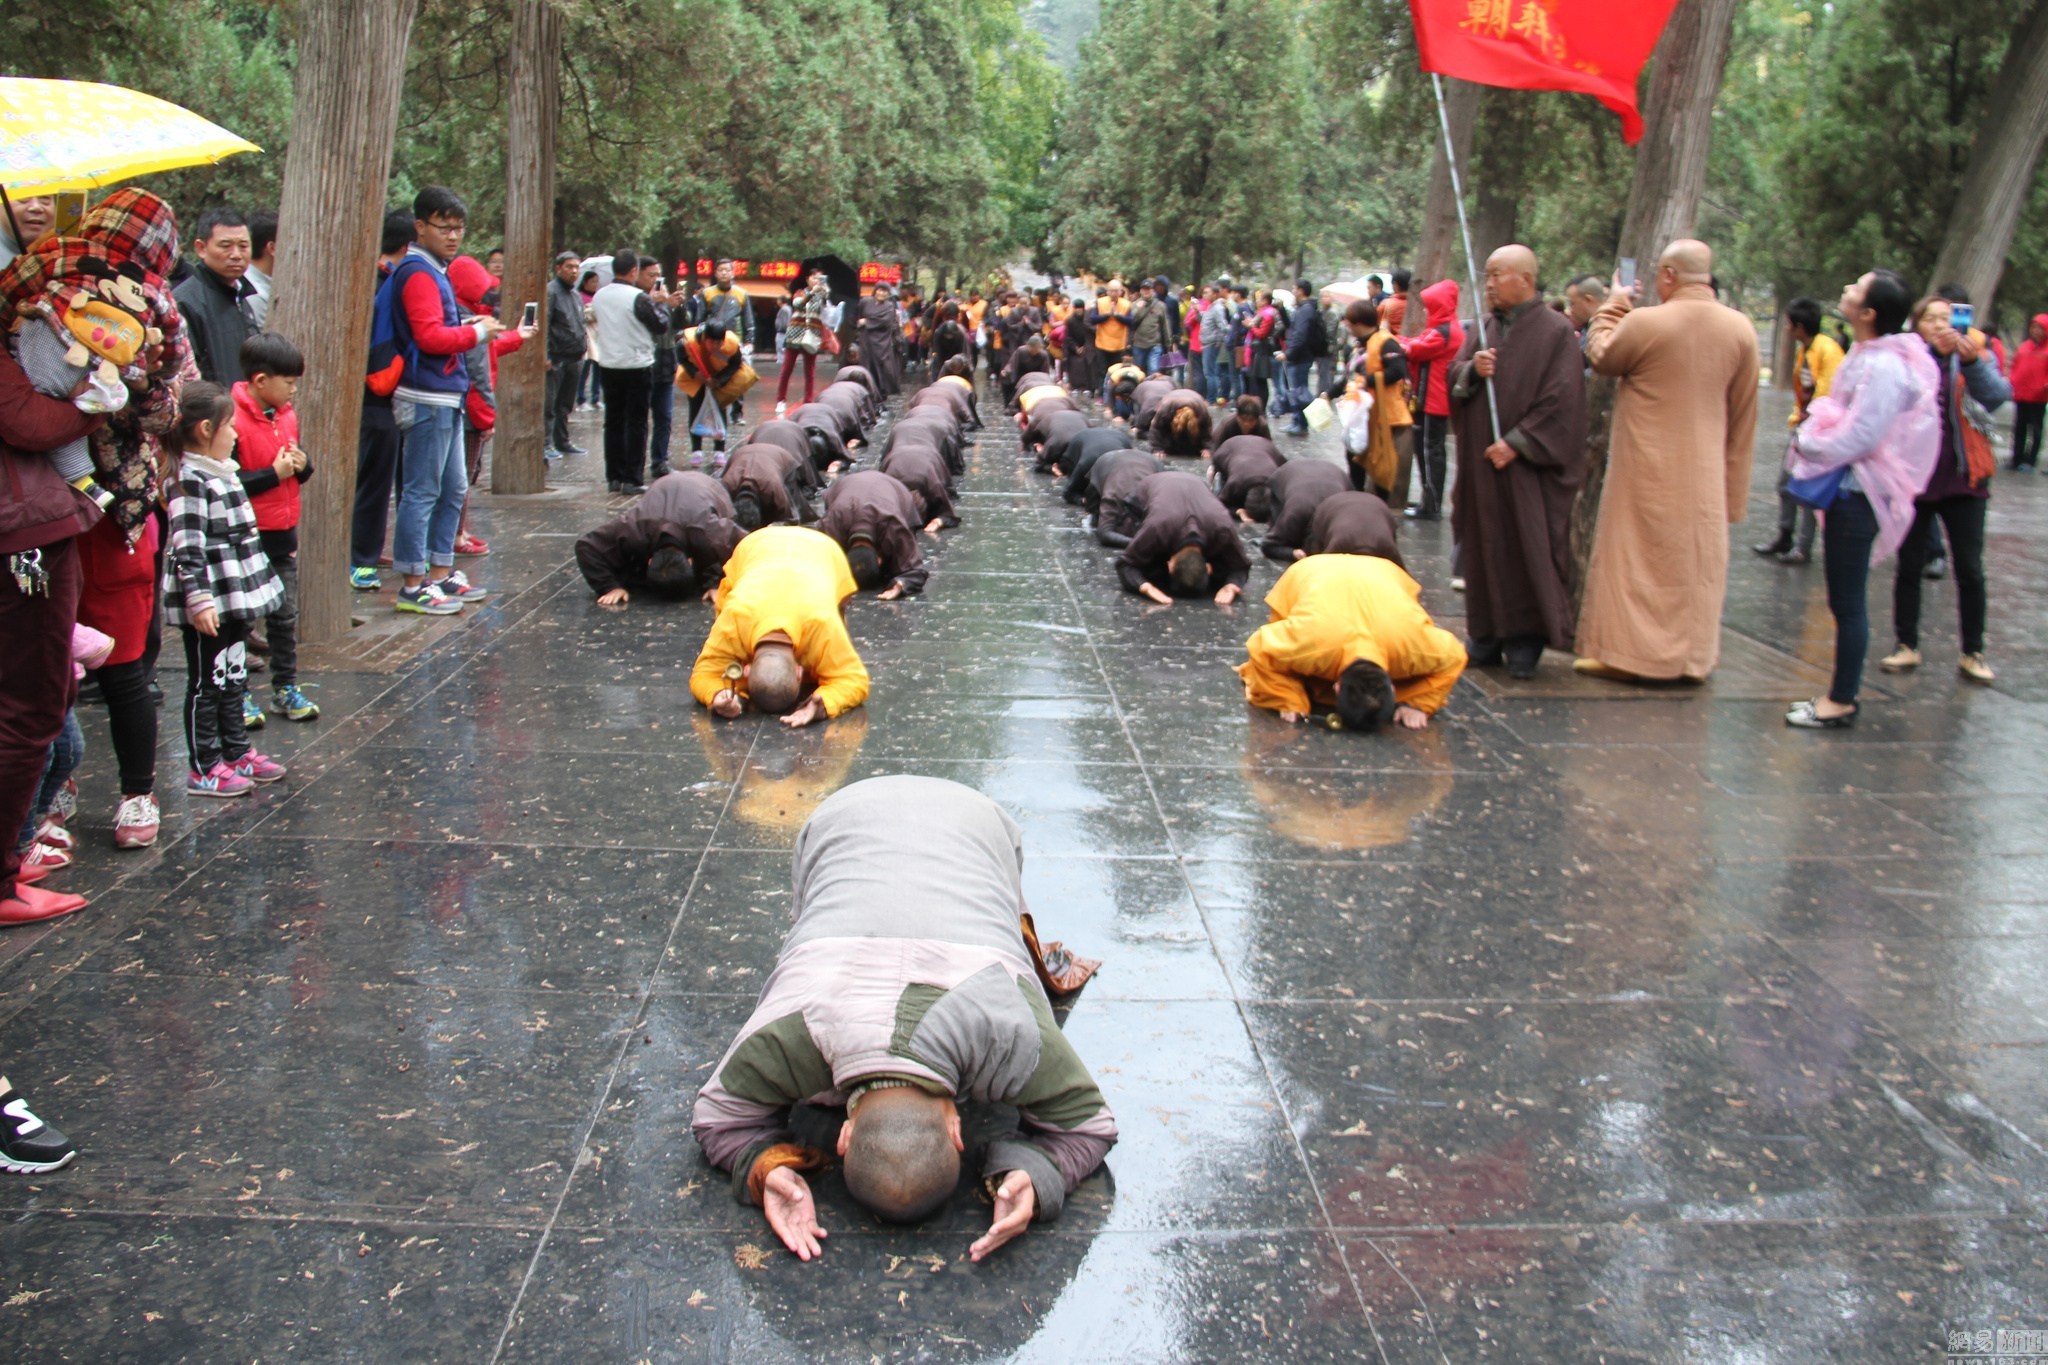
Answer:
[
  {"left": 1468, "top": 636, "right": 1504, "bottom": 668},
  {"left": 0, "top": 1085, "right": 76, "bottom": 1174},
  {"left": 1752, "top": 537, "right": 1792, "bottom": 557}
]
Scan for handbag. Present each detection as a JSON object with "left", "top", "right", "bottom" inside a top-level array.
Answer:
[
  {"left": 1958, "top": 376, "right": 1996, "bottom": 485},
  {"left": 1785, "top": 465, "right": 1848, "bottom": 510},
  {"left": 822, "top": 325, "right": 841, "bottom": 356},
  {"left": 1162, "top": 349, "right": 1186, "bottom": 370},
  {"left": 789, "top": 324, "right": 821, "bottom": 355}
]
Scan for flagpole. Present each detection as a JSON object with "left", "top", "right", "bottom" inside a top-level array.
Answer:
[{"left": 1431, "top": 72, "right": 1502, "bottom": 444}]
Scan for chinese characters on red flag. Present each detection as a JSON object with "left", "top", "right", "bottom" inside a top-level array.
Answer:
[{"left": 1408, "top": 0, "right": 1681, "bottom": 143}]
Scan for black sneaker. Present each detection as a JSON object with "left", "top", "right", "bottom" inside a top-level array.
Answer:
[
  {"left": 0, "top": 1085, "right": 76, "bottom": 1174},
  {"left": 560, "top": 444, "right": 589, "bottom": 456}
]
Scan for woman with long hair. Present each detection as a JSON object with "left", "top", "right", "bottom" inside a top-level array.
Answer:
[{"left": 1782, "top": 270, "right": 1941, "bottom": 729}]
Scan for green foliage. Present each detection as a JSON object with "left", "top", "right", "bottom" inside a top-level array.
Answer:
[
  {"left": 1, "top": 0, "right": 294, "bottom": 222},
  {"left": 7, "top": 0, "right": 1062, "bottom": 275},
  {"left": 12, "top": 0, "right": 2048, "bottom": 321},
  {"left": 1048, "top": 0, "right": 1314, "bottom": 281}
]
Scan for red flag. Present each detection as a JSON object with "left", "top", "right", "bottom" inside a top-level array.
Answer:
[{"left": 1409, "top": 0, "right": 1681, "bottom": 144}]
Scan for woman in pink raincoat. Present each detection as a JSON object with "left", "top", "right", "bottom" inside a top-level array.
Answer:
[{"left": 1782, "top": 270, "right": 1940, "bottom": 730}]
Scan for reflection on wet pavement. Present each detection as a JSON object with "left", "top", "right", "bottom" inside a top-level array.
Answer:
[{"left": 0, "top": 379, "right": 2042, "bottom": 1363}]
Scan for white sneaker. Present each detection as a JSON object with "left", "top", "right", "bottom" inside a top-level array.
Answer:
[{"left": 774, "top": 401, "right": 787, "bottom": 416}]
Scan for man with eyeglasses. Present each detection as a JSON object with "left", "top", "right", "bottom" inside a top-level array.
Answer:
[{"left": 375, "top": 186, "right": 503, "bottom": 615}]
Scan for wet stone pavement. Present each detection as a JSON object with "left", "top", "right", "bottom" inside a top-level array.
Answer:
[{"left": 0, "top": 369, "right": 2044, "bottom": 1363}]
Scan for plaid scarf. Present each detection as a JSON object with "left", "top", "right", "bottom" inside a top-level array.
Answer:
[{"left": 79, "top": 190, "right": 189, "bottom": 540}]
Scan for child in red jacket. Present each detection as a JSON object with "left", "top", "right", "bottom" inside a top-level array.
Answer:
[
  {"left": 231, "top": 332, "right": 318, "bottom": 724},
  {"left": 447, "top": 255, "right": 533, "bottom": 557},
  {"left": 1396, "top": 279, "right": 1465, "bottom": 518}
]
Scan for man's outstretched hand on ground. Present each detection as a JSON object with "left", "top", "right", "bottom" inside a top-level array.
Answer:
[
  {"left": 763, "top": 1166, "right": 828, "bottom": 1261},
  {"left": 780, "top": 695, "right": 827, "bottom": 728},
  {"left": 969, "top": 1169, "right": 1036, "bottom": 1262}
]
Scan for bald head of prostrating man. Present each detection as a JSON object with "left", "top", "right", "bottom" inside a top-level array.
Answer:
[
  {"left": 1656, "top": 239, "right": 1714, "bottom": 301},
  {"left": 1484, "top": 244, "right": 1540, "bottom": 312}
]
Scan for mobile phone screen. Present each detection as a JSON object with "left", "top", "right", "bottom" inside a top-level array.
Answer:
[
  {"left": 1950, "top": 303, "right": 1975, "bottom": 331},
  {"left": 1617, "top": 258, "right": 1638, "bottom": 292},
  {"left": 521, "top": 301, "right": 539, "bottom": 328}
]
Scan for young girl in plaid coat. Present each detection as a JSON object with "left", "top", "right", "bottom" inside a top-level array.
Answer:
[{"left": 161, "top": 383, "right": 286, "bottom": 797}]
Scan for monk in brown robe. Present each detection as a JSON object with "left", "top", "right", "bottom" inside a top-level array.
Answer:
[
  {"left": 1450, "top": 245, "right": 1588, "bottom": 680},
  {"left": 1574, "top": 240, "right": 1759, "bottom": 682},
  {"left": 1302, "top": 491, "right": 1405, "bottom": 568},
  {"left": 819, "top": 469, "right": 929, "bottom": 599},
  {"left": 723, "top": 442, "right": 819, "bottom": 530}
]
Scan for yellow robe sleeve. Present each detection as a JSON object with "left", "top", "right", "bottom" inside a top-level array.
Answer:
[
  {"left": 1236, "top": 615, "right": 1332, "bottom": 717},
  {"left": 1392, "top": 625, "right": 1467, "bottom": 715},
  {"left": 803, "top": 616, "right": 870, "bottom": 718},
  {"left": 691, "top": 610, "right": 749, "bottom": 710},
  {"left": 1809, "top": 335, "right": 1845, "bottom": 400}
]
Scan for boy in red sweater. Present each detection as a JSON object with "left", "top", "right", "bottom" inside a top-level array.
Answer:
[{"left": 231, "top": 332, "right": 318, "bottom": 724}]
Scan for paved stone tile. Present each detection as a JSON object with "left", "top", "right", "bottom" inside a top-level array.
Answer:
[{"left": 5, "top": 380, "right": 2046, "bottom": 1362}]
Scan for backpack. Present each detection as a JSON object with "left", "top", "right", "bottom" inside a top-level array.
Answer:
[{"left": 366, "top": 269, "right": 405, "bottom": 397}]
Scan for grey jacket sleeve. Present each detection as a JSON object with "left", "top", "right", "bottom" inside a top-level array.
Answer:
[
  {"left": 1962, "top": 355, "right": 2012, "bottom": 412},
  {"left": 982, "top": 990, "right": 1118, "bottom": 1222}
]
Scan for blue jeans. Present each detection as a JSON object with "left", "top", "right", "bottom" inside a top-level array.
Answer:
[
  {"left": 1822, "top": 492, "right": 1879, "bottom": 705},
  {"left": 393, "top": 401, "right": 467, "bottom": 575},
  {"left": 1202, "top": 346, "right": 1231, "bottom": 400},
  {"left": 16, "top": 710, "right": 82, "bottom": 852},
  {"left": 1134, "top": 344, "right": 1164, "bottom": 377},
  {"left": 649, "top": 370, "right": 675, "bottom": 470},
  {"left": 1280, "top": 360, "right": 1314, "bottom": 419}
]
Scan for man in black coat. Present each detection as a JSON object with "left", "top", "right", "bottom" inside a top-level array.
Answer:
[{"left": 171, "top": 208, "right": 256, "bottom": 385}]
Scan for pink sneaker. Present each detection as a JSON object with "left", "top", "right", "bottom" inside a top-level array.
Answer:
[
  {"left": 33, "top": 820, "right": 74, "bottom": 852},
  {"left": 188, "top": 763, "right": 254, "bottom": 798},
  {"left": 232, "top": 751, "right": 287, "bottom": 784},
  {"left": 113, "top": 794, "right": 160, "bottom": 849},
  {"left": 18, "top": 842, "right": 71, "bottom": 874}
]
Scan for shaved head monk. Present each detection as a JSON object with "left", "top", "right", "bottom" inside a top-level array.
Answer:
[
  {"left": 692, "top": 776, "right": 1117, "bottom": 1262},
  {"left": 1575, "top": 238, "right": 1759, "bottom": 683},
  {"left": 690, "top": 526, "right": 869, "bottom": 728},
  {"left": 1238, "top": 554, "right": 1466, "bottom": 731},
  {"left": 1450, "top": 243, "right": 1588, "bottom": 679}
]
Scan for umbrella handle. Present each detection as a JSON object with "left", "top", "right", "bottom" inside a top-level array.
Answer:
[{"left": 0, "top": 184, "right": 22, "bottom": 256}]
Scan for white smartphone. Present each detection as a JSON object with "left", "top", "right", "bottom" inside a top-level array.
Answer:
[
  {"left": 521, "top": 301, "right": 539, "bottom": 328},
  {"left": 1617, "top": 257, "right": 1638, "bottom": 292}
]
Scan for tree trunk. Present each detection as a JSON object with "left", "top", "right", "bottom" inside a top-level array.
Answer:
[
  {"left": 1612, "top": 0, "right": 1741, "bottom": 270},
  {"left": 1570, "top": 0, "right": 1741, "bottom": 597},
  {"left": 1469, "top": 88, "right": 1528, "bottom": 262},
  {"left": 1406, "top": 76, "right": 1480, "bottom": 337},
  {"left": 1927, "top": 0, "right": 2048, "bottom": 319},
  {"left": 493, "top": 0, "right": 563, "bottom": 494},
  {"left": 270, "top": 0, "right": 421, "bottom": 643}
]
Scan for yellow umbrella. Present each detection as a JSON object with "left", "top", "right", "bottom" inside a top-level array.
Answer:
[{"left": 0, "top": 77, "right": 261, "bottom": 197}]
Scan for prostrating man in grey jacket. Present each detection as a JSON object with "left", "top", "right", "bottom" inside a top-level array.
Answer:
[{"left": 692, "top": 775, "right": 1117, "bottom": 1263}]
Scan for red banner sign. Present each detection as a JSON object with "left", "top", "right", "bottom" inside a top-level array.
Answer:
[{"left": 1409, "top": 0, "right": 1681, "bottom": 144}]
